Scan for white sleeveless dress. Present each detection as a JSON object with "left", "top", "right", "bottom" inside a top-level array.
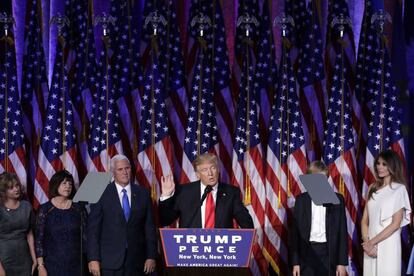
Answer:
[{"left": 363, "top": 183, "right": 411, "bottom": 276}]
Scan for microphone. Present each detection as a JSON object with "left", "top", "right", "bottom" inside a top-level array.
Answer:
[
  {"left": 188, "top": 185, "right": 213, "bottom": 227},
  {"left": 200, "top": 185, "right": 213, "bottom": 205}
]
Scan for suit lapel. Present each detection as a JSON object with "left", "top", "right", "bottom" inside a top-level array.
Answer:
[
  {"left": 325, "top": 205, "right": 331, "bottom": 243},
  {"left": 128, "top": 184, "right": 139, "bottom": 225},
  {"left": 215, "top": 183, "right": 225, "bottom": 228},
  {"left": 193, "top": 182, "right": 202, "bottom": 228},
  {"left": 109, "top": 182, "right": 126, "bottom": 224},
  {"left": 304, "top": 194, "right": 312, "bottom": 240}
]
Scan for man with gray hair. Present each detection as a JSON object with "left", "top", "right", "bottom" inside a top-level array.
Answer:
[
  {"left": 87, "top": 154, "right": 157, "bottom": 276},
  {"left": 159, "top": 152, "right": 253, "bottom": 229}
]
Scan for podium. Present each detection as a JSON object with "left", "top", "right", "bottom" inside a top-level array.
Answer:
[{"left": 159, "top": 228, "right": 255, "bottom": 276}]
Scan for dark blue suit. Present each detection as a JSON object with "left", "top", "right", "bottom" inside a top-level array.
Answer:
[
  {"left": 87, "top": 182, "right": 157, "bottom": 275},
  {"left": 289, "top": 193, "right": 348, "bottom": 275},
  {"left": 159, "top": 181, "right": 253, "bottom": 228}
]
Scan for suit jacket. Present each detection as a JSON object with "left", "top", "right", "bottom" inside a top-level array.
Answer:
[
  {"left": 159, "top": 181, "right": 253, "bottom": 228},
  {"left": 289, "top": 192, "right": 348, "bottom": 268},
  {"left": 87, "top": 182, "right": 157, "bottom": 270}
]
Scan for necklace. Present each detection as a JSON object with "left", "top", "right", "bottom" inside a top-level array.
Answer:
[
  {"left": 52, "top": 198, "right": 71, "bottom": 209},
  {"left": 3, "top": 200, "right": 19, "bottom": 212}
]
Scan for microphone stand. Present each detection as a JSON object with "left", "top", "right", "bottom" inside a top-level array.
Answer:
[
  {"left": 188, "top": 185, "right": 213, "bottom": 228},
  {"left": 79, "top": 201, "right": 86, "bottom": 276}
]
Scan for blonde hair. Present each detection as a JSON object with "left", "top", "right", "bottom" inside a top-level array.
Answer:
[
  {"left": 0, "top": 173, "right": 23, "bottom": 203},
  {"left": 192, "top": 153, "right": 218, "bottom": 171},
  {"left": 306, "top": 160, "right": 328, "bottom": 175}
]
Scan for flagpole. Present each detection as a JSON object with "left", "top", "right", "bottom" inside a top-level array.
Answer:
[
  {"left": 339, "top": 42, "right": 345, "bottom": 195},
  {"left": 355, "top": 1, "right": 369, "bottom": 165},
  {"left": 277, "top": 42, "right": 286, "bottom": 209},
  {"left": 104, "top": 36, "right": 110, "bottom": 170},
  {"left": 36, "top": 0, "right": 45, "bottom": 148},
  {"left": 274, "top": 17, "right": 291, "bottom": 208},
  {"left": 196, "top": 48, "right": 204, "bottom": 157},
  {"left": 3, "top": 34, "right": 9, "bottom": 172},
  {"left": 150, "top": 36, "right": 157, "bottom": 201},
  {"left": 60, "top": 35, "right": 67, "bottom": 169},
  {"left": 80, "top": 0, "right": 94, "bottom": 142},
  {"left": 50, "top": 13, "right": 70, "bottom": 169},
  {"left": 331, "top": 14, "right": 352, "bottom": 195},
  {"left": 244, "top": 39, "right": 251, "bottom": 206},
  {"left": 126, "top": 0, "right": 140, "bottom": 159},
  {"left": 285, "top": 40, "right": 291, "bottom": 198},
  {"left": 378, "top": 34, "right": 386, "bottom": 152}
]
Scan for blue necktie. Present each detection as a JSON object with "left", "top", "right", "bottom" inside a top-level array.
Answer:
[{"left": 122, "top": 189, "right": 130, "bottom": 221}]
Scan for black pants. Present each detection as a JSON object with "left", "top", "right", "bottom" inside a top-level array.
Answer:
[
  {"left": 301, "top": 242, "right": 335, "bottom": 276},
  {"left": 101, "top": 249, "right": 145, "bottom": 276}
]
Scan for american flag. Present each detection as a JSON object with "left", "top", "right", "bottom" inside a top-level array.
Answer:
[
  {"left": 359, "top": 3, "right": 406, "bottom": 200},
  {"left": 20, "top": 0, "right": 48, "bottom": 195},
  {"left": 231, "top": 39, "right": 267, "bottom": 276},
  {"left": 325, "top": 0, "right": 365, "bottom": 201},
  {"left": 0, "top": 35, "right": 27, "bottom": 187},
  {"left": 34, "top": 37, "right": 79, "bottom": 205},
  {"left": 137, "top": 44, "right": 174, "bottom": 201},
  {"left": 161, "top": 0, "right": 187, "bottom": 182},
  {"left": 254, "top": 0, "right": 277, "bottom": 150},
  {"left": 211, "top": 0, "right": 233, "bottom": 184},
  {"left": 326, "top": 0, "right": 356, "bottom": 67},
  {"left": 181, "top": 49, "right": 218, "bottom": 181},
  {"left": 355, "top": 1, "right": 378, "bottom": 198},
  {"left": 234, "top": 0, "right": 259, "bottom": 57},
  {"left": 362, "top": 6, "right": 409, "bottom": 269},
  {"left": 251, "top": 2, "right": 278, "bottom": 273},
  {"left": 67, "top": 0, "right": 97, "bottom": 177},
  {"left": 265, "top": 43, "right": 307, "bottom": 276},
  {"left": 323, "top": 51, "right": 360, "bottom": 275},
  {"left": 363, "top": 24, "right": 405, "bottom": 196},
  {"left": 142, "top": 0, "right": 186, "bottom": 183},
  {"left": 186, "top": 0, "right": 233, "bottom": 183},
  {"left": 296, "top": 0, "right": 326, "bottom": 162},
  {"left": 109, "top": 0, "right": 142, "bottom": 163},
  {"left": 231, "top": 1, "right": 266, "bottom": 275},
  {"left": 325, "top": 1, "right": 364, "bottom": 274},
  {"left": 87, "top": 39, "right": 123, "bottom": 172}
]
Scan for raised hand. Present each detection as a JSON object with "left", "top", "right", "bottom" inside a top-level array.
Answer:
[{"left": 161, "top": 174, "right": 175, "bottom": 197}]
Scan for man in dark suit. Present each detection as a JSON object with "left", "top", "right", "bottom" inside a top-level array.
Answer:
[
  {"left": 159, "top": 153, "right": 253, "bottom": 229},
  {"left": 289, "top": 161, "right": 348, "bottom": 276},
  {"left": 87, "top": 155, "right": 157, "bottom": 276}
]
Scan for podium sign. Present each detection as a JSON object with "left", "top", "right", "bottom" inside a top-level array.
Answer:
[{"left": 159, "top": 228, "right": 255, "bottom": 267}]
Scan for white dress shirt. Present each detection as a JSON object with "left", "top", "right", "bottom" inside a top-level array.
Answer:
[
  {"left": 114, "top": 182, "right": 131, "bottom": 207},
  {"left": 200, "top": 183, "right": 217, "bottom": 228},
  {"left": 309, "top": 200, "right": 327, "bottom": 242}
]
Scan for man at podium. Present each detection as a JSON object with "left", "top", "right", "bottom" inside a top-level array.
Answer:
[{"left": 159, "top": 153, "right": 253, "bottom": 229}]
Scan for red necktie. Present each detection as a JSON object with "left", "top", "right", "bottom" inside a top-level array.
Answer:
[{"left": 204, "top": 192, "right": 215, "bottom": 228}]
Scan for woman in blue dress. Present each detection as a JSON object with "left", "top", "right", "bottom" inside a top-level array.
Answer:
[{"left": 35, "top": 170, "right": 87, "bottom": 276}]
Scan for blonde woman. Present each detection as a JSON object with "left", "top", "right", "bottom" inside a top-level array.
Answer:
[{"left": 0, "top": 173, "right": 36, "bottom": 275}]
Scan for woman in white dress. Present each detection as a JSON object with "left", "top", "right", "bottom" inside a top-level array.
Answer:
[{"left": 361, "top": 150, "right": 411, "bottom": 276}]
